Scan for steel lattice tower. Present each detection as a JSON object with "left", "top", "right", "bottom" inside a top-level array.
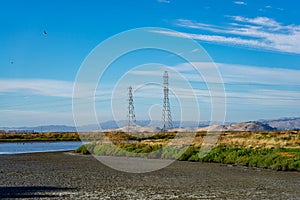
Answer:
[
  {"left": 161, "top": 71, "right": 173, "bottom": 132},
  {"left": 127, "top": 86, "right": 136, "bottom": 132}
]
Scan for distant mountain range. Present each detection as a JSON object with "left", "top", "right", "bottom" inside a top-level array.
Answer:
[
  {"left": 0, "top": 120, "right": 212, "bottom": 132},
  {"left": 1, "top": 117, "right": 300, "bottom": 132},
  {"left": 0, "top": 125, "right": 77, "bottom": 133},
  {"left": 102, "top": 121, "right": 275, "bottom": 133},
  {"left": 260, "top": 117, "right": 300, "bottom": 130}
]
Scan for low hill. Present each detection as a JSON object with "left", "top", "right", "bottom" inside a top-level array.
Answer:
[
  {"left": 223, "top": 121, "right": 276, "bottom": 132},
  {"left": 195, "top": 122, "right": 275, "bottom": 132},
  {"left": 103, "top": 126, "right": 161, "bottom": 133},
  {"left": 99, "top": 121, "right": 275, "bottom": 133},
  {"left": 260, "top": 118, "right": 300, "bottom": 130}
]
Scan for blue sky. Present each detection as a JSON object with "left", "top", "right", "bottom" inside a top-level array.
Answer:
[{"left": 0, "top": 0, "right": 300, "bottom": 126}]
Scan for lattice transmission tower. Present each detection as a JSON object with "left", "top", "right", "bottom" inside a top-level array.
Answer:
[
  {"left": 161, "top": 71, "right": 173, "bottom": 132},
  {"left": 127, "top": 86, "right": 136, "bottom": 132}
]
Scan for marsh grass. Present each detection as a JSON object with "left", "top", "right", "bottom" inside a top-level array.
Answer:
[
  {"left": 202, "top": 145, "right": 300, "bottom": 171},
  {"left": 75, "top": 130, "right": 300, "bottom": 171}
]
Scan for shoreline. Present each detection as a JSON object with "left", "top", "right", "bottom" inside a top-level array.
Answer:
[
  {"left": 4, "top": 149, "right": 300, "bottom": 172},
  {"left": 0, "top": 150, "right": 76, "bottom": 155},
  {"left": 4, "top": 149, "right": 300, "bottom": 173},
  {"left": 0, "top": 141, "right": 82, "bottom": 155},
  {"left": 0, "top": 140, "right": 81, "bottom": 143},
  {"left": 0, "top": 139, "right": 80, "bottom": 143},
  {"left": 1, "top": 151, "right": 300, "bottom": 199}
]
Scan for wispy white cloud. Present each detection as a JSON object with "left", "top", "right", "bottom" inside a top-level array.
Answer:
[
  {"left": 123, "top": 62, "right": 300, "bottom": 106},
  {"left": 2, "top": 64, "right": 299, "bottom": 125},
  {"left": 127, "top": 61, "right": 300, "bottom": 87},
  {"left": 231, "top": 16, "right": 280, "bottom": 27},
  {"left": 154, "top": 16, "right": 300, "bottom": 54},
  {"left": 0, "top": 109, "right": 74, "bottom": 127},
  {"left": 234, "top": 1, "right": 247, "bottom": 5},
  {"left": 0, "top": 79, "right": 74, "bottom": 98},
  {"left": 157, "top": 0, "right": 170, "bottom": 3},
  {"left": 216, "top": 63, "right": 300, "bottom": 86},
  {"left": 151, "top": 30, "right": 270, "bottom": 49}
]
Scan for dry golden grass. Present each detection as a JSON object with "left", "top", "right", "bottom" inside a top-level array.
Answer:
[
  {"left": 215, "top": 130, "right": 300, "bottom": 149},
  {"left": 0, "top": 132, "right": 80, "bottom": 141},
  {"left": 78, "top": 130, "right": 300, "bottom": 149},
  {"left": 276, "top": 152, "right": 296, "bottom": 157}
]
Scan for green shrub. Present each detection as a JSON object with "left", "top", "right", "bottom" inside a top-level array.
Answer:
[
  {"left": 76, "top": 141, "right": 300, "bottom": 172},
  {"left": 75, "top": 144, "right": 90, "bottom": 154},
  {"left": 200, "top": 145, "right": 300, "bottom": 171}
]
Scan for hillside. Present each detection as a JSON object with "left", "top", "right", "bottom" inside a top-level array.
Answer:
[
  {"left": 195, "top": 121, "right": 275, "bottom": 132},
  {"left": 103, "top": 126, "right": 161, "bottom": 133},
  {"left": 261, "top": 118, "right": 300, "bottom": 130},
  {"left": 98, "top": 121, "right": 275, "bottom": 133},
  {"left": 223, "top": 121, "right": 276, "bottom": 132}
]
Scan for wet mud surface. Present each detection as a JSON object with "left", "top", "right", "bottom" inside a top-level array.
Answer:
[{"left": 1, "top": 152, "right": 300, "bottom": 199}]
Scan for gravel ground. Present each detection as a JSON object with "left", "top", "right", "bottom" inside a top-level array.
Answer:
[{"left": 1, "top": 151, "right": 300, "bottom": 199}]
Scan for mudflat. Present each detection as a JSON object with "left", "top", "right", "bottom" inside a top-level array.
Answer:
[{"left": 1, "top": 152, "right": 300, "bottom": 199}]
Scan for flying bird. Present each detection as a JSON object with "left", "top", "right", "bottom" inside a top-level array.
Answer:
[{"left": 43, "top": 30, "right": 47, "bottom": 35}]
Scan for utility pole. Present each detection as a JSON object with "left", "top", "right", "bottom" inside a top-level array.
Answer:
[
  {"left": 161, "top": 71, "right": 173, "bottom": 132},
  {"left": 127, "top": 86, "right": 136, "bottom": 132}
]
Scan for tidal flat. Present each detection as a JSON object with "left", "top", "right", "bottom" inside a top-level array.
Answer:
[{"left": 1, "top": 151, "right": 300, "bottom": 199}]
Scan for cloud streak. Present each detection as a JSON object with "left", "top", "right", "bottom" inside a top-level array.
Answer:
[
  {"left": 0, "top": 109, "right": 74, "bottom": 127},
  {"left": 154, "top": 16, "right": 300, "bottom": 54},
  {"left": 124, "top": 61, "right": 300, "bottom": 105},
  {"left": 217, "top": 63, "right": 300, "bottom": 86},
  {"left": 234, "top": 1, "right": 247, "bottom": 5},
  {"left": 151, "top": 30, "right": 268, "bottom": 49},
  {"left": 157, "top": 0, "right": 170, "bottom": 3},
  {"left": 0, "top": 79, "right": 74, "bottom": 98},
  {"left": 1, "top": 64, "right": 299, "bottom": 124},
  {"left": 128, "top": 61, "right": 300, "bottom": 87}
]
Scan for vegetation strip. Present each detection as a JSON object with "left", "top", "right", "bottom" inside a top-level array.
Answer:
[
  {"left": 75, "top": 130, "right": 300, "bottom": 171},
  {"left": 76, "top": 143, "right": 300, "bottom": 171},
  {"left": 0, "top": 133, "right": 80, "bottom": 142}
]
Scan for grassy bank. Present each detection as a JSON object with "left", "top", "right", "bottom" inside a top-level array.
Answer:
[
  {"left": 0, "top": 132, "right": 80, "bottom": 142},
  {"left": 76, "top": 143, "right": 300, "bottom": 171},
  {"left": 75, "top": 130, "right": 300, "bottom": 171},
  {"left": 202, "top": 145, "right": 300, "bottom": 171}
]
